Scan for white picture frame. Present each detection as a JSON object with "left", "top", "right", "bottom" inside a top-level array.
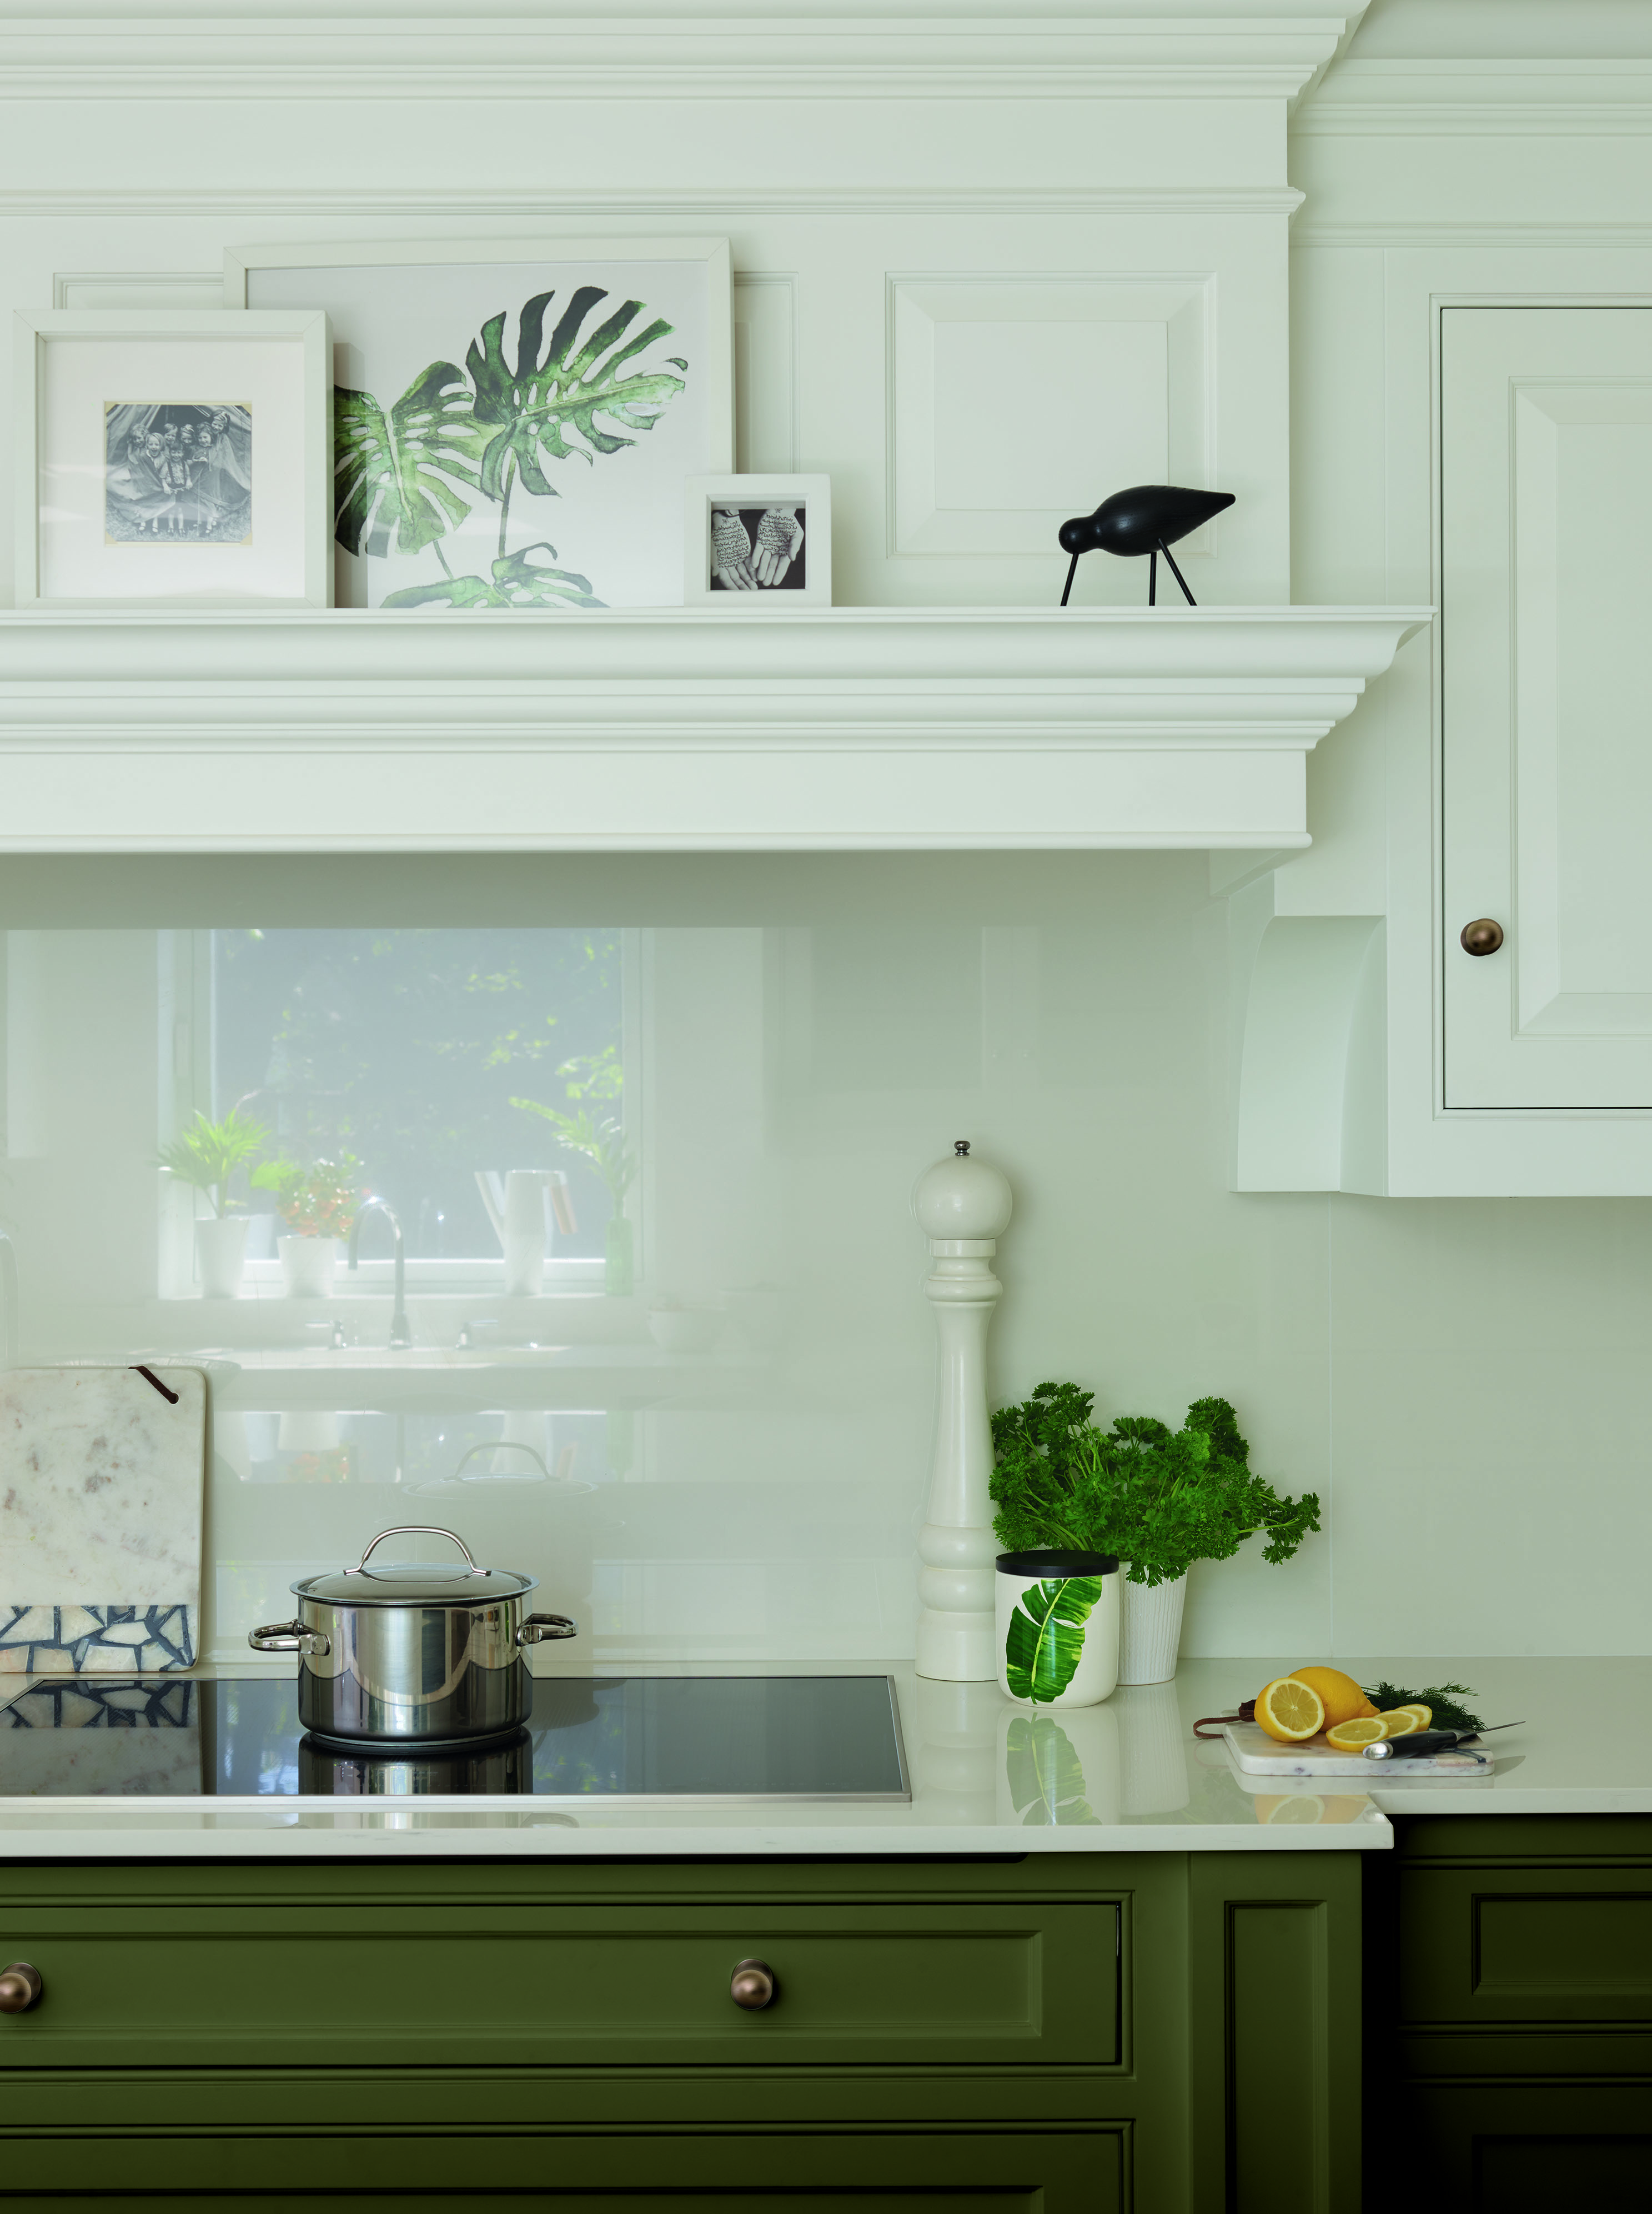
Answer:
[
  {"left": 13, "top": 309, "right": 332, "bottom": 610},
  {"left": 227, "top": 238, "right": 733, "bottom": 612},
  {"left": 684, "top": 474, "right": 831, "bottom": 608}
]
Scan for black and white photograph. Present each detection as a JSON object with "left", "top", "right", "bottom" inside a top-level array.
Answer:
[
  {"left": 709, "top": 503, "right": 808, "bottom": 592},
  {"left": 683, "top": 474, "right": 831, "bottom": 608},
  {"left": 104, "top": 402, "right": 252, "bottom": 545}
]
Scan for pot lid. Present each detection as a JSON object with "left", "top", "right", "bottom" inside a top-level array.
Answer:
[{"left": 290, "top": 1525, "right": 538, "bottom": 1607}]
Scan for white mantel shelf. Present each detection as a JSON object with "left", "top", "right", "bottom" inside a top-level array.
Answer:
[{"left": 0, "top": 606, "right": 1430, "bottom": 854}]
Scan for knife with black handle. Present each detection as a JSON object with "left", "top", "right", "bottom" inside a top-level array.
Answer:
[{"left": 1364, "top": 1722, "right": 1523, "bottom": 1761}]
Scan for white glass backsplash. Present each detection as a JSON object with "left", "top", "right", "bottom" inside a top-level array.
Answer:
[{"left": 3, "top": 851, "right": 1649, "bottom": 1664}]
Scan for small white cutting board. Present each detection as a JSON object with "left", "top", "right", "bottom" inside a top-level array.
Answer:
[
  {"left": 1222, "top": 1721, "right": 1494, "bottom": 1784},
  {"left": 0, "top": 1366, "right": 206, "bottom": 1673}
]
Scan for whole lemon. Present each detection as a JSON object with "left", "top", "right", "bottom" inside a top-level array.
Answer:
[{"left": 1287, "top": 1666, "right": 1378, "bottom": 1729}]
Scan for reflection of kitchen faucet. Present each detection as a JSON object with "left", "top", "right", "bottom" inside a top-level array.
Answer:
[
  {"left": 347, "top": 1198, "right": 411, "bottom": 1350},
  {"left": 0, "top": 1229, "right": 17, "bottom": 1367}
]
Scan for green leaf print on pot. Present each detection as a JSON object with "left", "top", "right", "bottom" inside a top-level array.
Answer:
[{"left": 1003, "top": 1575, "right": 1103, "bottom": 1705}]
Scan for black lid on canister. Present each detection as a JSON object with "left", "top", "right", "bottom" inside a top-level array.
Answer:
[{"left": 995, "top": 1549, "right": 1118, "bottom": 1576}]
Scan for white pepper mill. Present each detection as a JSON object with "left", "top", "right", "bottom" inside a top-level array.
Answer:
[{"left": 911, "top": 1140, "right": 1013, "bottom": 1681}]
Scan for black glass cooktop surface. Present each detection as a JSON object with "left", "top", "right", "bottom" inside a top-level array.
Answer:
[{"left": 0, "top": 1675, "right": 909, "bottom": 1801}]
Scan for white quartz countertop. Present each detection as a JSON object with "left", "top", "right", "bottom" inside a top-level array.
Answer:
[{"left": 0, "top": 1656, "right": 1641, "bottom": 1859}]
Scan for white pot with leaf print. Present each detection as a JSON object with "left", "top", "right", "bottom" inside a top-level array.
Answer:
[{"left": 995, "top": 1550, "right": 1120, "bottom": 1710}]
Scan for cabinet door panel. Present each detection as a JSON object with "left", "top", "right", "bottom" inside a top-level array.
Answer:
[
  {"left": 0, "top": 1899, "right": 1117, "bottom": 2070},
  {"left": 1405, "top": 2085, "right": 1652, "bottom": 2213},
  {"left": 1398, "top": 1864, "right": 1652, "bottom": 2026},
  {"left": 1442, "top": 305, "right": 1652, "bottom": 1107}
]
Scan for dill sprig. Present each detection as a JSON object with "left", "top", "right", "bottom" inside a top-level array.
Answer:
[{"left": 1363, "top": 1680, "right": 1483, "bottom": 1734}]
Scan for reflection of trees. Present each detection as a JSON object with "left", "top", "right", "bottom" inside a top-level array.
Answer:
[{"left": 214, "top": 928, "right": 622, "bottom": 1257}]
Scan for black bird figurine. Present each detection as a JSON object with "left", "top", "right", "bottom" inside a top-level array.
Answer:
[{"left": 1058, "top": 484, "right": 1236, "bottom": 608}]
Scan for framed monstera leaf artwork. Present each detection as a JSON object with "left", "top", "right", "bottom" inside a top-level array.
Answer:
[{"left": 227, "top": 239, "right": 732, "bottom": 610}]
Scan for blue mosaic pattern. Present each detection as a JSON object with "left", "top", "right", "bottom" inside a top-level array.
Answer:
[
  {"left": 1, "top": 1677, "right": 194, "bottom": 1729},
  {"left": 0, "top": 1604, "right": 195, "bottom": 1674}
]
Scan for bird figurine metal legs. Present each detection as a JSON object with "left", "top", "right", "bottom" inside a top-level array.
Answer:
[{"left": 1057, "top": 484, "right": 1235, "bottom": 607}]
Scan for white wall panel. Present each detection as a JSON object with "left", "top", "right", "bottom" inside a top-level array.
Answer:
[{"left": 890, "top": 276, "right": 1212, "bottom": 560}]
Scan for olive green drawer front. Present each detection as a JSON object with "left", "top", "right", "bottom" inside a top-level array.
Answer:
[
  {"left": 0, "top": 2127, "right": 1125, "bottom": 2210},
  {"left": 1399, "top": 1866, "right": 1652, "bottom": 2026},
  {"left": 0, "top": 1900, "right": 1117, "bottom": 2071}
]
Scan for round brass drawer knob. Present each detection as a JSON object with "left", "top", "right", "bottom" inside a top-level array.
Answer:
[
  {"left": 1460, "top": 918, "right": 1505, "bottom": 957},
  {"left": 730, "top": 1957, "right": 775, "bottom": 2011},
  {"left": 0, "top": 1962, "right": 42, "bottom": 2014}
]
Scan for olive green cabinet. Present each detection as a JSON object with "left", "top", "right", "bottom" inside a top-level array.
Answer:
[
  {"left": 0, "top": 1851, "right": 1364, "bottom": 2212},
  {"left": 1370, "top": 1815, "right": 1652, "bottom": 2211}
]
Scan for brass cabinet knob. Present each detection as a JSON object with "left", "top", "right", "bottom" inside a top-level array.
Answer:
[
  {"left": 1460, "top": 918, "right": 1505, "bottom": 956},
  {"left": 0, "top": 1962, "right": 42, "bottom": 2014},
  {"left": 729, "top": 1957, "right": 776, "bottom": 2011}
]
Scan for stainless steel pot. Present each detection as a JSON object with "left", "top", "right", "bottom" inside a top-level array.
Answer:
[{"left": 248, "top": 1525, "right": 576, "bottom": 1749}]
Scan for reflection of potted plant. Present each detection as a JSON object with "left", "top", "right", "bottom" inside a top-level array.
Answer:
[
  {"left": 250, "top": 1155, "right": 364, "bottom": 1299},
  {"left": 158, "top": 1108, "right": 268, "bottom": 1298},
  {"left": 991, "top": 1383, "right": 1320, "bottom": 1688},
  {"left": 510, "top": 1099, "right": 636, "bottom": 1296}
]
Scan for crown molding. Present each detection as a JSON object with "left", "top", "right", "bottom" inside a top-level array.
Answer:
[
  {"left": 1293, "top": 222, "right": 1652, "bottom": 249},
  {"left": 0, "top": 605, "right": 1428, "bottom": 855},
  {"left": 0, "top": 184, "right": 1308, "bottom": 219},
  {"left": 0, "top": 15, "right": 1349, "bottom": 101},
  {"left": 1296, "top": 59, "right": 1652, "bottom": 136}
]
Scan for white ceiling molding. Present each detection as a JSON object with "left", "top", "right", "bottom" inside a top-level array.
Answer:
[
  {"left": 0, "top": 13, "right": 1352, "bottom": 103},
  {"left": 1293, "top": 223, "right": 1652, "bottom": 247},
  {"left": 0, "top": 607, "right": 1429, "bottom": 855},
  {"left": 1294, "top": 60, "right": 1652, "bottom": 134},
  {"left": 0, "top": 66, "right": 1335, "bottom": 106},
  {"left": 0, "top": 187, "right": 1310, "bottom": 219}
]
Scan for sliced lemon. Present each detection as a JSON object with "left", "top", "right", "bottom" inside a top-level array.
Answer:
[
  {"left": 1289, "top": 1667, "right": 1380, "bottom": 1728},
  {"left": 1387, "top": 1702, "right": 1432, "bottom": 1731},
  {"left": 1253, "top": 1676, "right": 1327, "bottom": 1743},
  {"left": 1378, "top": 1706, "right": 1424, "bottom": 1737},
  {"left": 1324, "top": 1716, "right": 1389, "bottom": 1751}
]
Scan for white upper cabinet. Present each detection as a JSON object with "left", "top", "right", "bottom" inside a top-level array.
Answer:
[{"left": 1442, "top": 307, "right": 1652, "bottom": 1110}]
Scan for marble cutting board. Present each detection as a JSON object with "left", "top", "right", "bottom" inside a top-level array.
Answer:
[
  {"left": 1221, "top": 1721, "right": 1494, "bottom": 1783},
  {"left": 0, "top": 1366, "right": 206, "bottom": 1673}
]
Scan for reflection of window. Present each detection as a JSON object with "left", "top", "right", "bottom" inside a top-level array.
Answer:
[{"left": 208, "top": 928, "right": 627, "bottom": 1270}]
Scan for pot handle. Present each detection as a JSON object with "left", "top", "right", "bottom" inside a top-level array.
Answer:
[
  {"left": 349, "top": 1525, "right": 489, "bottom": 1576},
  {"left": 248, "top": 1619, "right": 332, "bottom": 1657},
  {"left": 517, "top": 1612, "right": 578, "bottom": 1647}
]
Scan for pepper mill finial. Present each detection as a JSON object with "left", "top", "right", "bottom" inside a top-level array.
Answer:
[{"left": 911, "top": 1143, "right": 1013, "bottom": 1682}]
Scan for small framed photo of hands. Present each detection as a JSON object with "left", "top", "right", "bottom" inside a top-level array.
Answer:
[{"left": 684, "top": 474, "right": 830, "bottom": 608}]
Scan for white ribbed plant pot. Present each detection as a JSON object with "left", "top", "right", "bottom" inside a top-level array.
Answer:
[
  {"left": 1118, "top": 1572, "right": 1189, "bottom": 1686},
  {"left": 278, "top": 1234, "right": 338, "bottom": 1298},
  {"left": 196, "top": 1214, "right": 248, "bottom": 1299}
]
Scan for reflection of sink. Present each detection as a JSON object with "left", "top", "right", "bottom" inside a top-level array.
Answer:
[
  {"left": 240, "top": 1345, "right": 577, "bottom": 1369},
  {"left": 184, "top": 1343, "right": 759, "bottom": 1413}
]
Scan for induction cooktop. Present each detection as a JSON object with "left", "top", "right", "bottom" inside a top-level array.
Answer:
[{"left": 0, "top": 1674, "right": 910, "bottom": 1802}]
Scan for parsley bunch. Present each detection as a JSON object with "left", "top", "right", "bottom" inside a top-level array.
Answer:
[{"left": 990, "top": 1381, "right": 1320, "bottom": 1589}]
